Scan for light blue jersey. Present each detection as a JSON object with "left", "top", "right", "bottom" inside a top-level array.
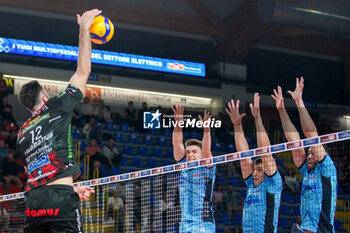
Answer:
[
  {"left": 243, "top": 171, "right": 282, "bottom": 233},
  {"left": 178, "top": 158, "right": 216, "bottom": 233},
  {"left": 299, "top": 154, "right": 337, "bottom": 233}
]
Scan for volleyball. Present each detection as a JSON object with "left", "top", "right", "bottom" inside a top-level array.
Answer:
[{"left": 89, "top": 15, "right": 114, "bottom": 44}]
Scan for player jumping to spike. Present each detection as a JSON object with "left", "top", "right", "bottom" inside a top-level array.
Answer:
[
  {"left": 17, "top": 9, "right": 101, "bottom": 233},
  {"left": 272, "top": 77, "right": 337, "bottom": 233},
  {"left": 172, "top": 104, "right": 216, "bottom": 233},
  {"left": 226, "top": 93, "right": 282, "bottom": 233}
]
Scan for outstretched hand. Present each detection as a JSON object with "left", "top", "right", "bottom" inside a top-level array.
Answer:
[
  {"left": 77, "top": 9, "right": 102, "bottom": 31},
  {"left": 287, "top": 77, "right": 304, "bottom": 102},
  {"left": 198, "top": 109, "right": 211, "bottom": 129},
  {"left": 171, "top": 104, "right": 185, "bottom": 122},
  {"left": 225, "top": 99, "right": 246, "bottom": 126},
  {"left": 249, "top": 93, "right": 261, "bottom": 119},
  {"left": 271, "top": 86, "right": 285, "bottom": 110},
  {"left": 74, "top": 186, "right": 95, "bottom": 201}
]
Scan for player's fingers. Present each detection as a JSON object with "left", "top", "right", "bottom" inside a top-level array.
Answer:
[
  {"left": 225, "top": 108, "right": 230, "bottom": 115},
  {"left": 236, "top": 100, "right": 240, "bottom": 109},
  {"left": 271, "top": 94, "right": 277, "bottom": 101}
]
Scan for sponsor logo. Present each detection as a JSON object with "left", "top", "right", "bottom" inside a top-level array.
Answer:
[
  {"left": 240, "top": 151, "right": 254, "bottom": 158},
  {"left": 100, "top": 178, "right": 109, "bottom": 184},
  {"left": 141, "top": 170, "right": 151, "bottom": 176},
  {"left": 91, "top": 179, "right": 99, "bottom": 185},
  {"left": 200, "top": 158, "right": 212, "bottom": 165},
  {"left": 143, "top": 110, "right": 161, "bottom": 129},
  {"left": 303, "top": 138, "right": 319, "bottom": 146},
  {"left": 226, "top": 153, "right": 240, "bottom": 161},
  {"left": 338, "top": 131, "right": 350, "bottom": 139},
  {"left": 287, "top": 141, "right": 301, "bottom": 149},
  {"left": 163, "top": 166, "right": 174, "bottom": 172},
  {"left": 175, "top": 164, "right": 186, "bottom": 170},
  {"left": 110, "top": 176, "right": 119, "bottom": 182},
  {"left": 255, "top": 147, "right": 269, "bottom": 155},
  {"left": 26, "top": 207, "right": 59, "bottom": 217},
  {"left": 320, "top": 134, "right": 336, "bottom": 143},
  {"left": 152, "top": 168, "right": 162, "bottom": 174},
  {"left": 167, "top": 63, "right": 184, "bottom": 71},
  {"left": 271, "top": 144, "right": 285, "bottom": 153},
  {"left": 213, "top": 156, "right": 226, "bottom": 163},
  {"left": 130, "top": 172, "right": 140, "bottom": 178},
  {"left": 120, "top": 174, "right": 129, "bottom": 180},
  {"left": 187, "top": 161, "right": 199, "bottom": 168},
  {"left": 82, "top": 181, "right": 91, "bottom": 186},
  {"left": 27, "top": 154, "right": 50, "bottom": 174}
]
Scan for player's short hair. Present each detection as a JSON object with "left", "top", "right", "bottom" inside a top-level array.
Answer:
[
  {"left": 253, "top": 157, "right": 263, "bottom": 165},
  {"left": 185, "top": 139, "right": 202, "bottom": 149},
  {"left": 18, "top": 81, "right": 43, "bottom": 111}
]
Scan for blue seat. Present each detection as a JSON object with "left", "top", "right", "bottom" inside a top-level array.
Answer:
[
  {"left": 110, "top": 167, "right": 122, "bottom": 175},
  {"left": 129, "top": 134, "right": 140, "bottom": 144},
  {"left": 213, "top": 142, "right": 223, "bottom": 152},
  {"left": 120, "top": 157, "right": 129, "bottom": 166},
  {"left": 71, "top": 128, "right": 82, "bottom": 139},
  {"left": 152, "top": 148, "right": 163, "bottom": 157},
  {"left": 138, "top": 146, "right": 149, "bottom": 156},
  {"left": 105, "top": 121, "right": 115, "bottom": 131},
  {"left": 147, "top": 159, "right": 158, "bottom": 168},
  {"left": 143, "top": 135, "right": 153, "bottom": 145},
  {"left": 278, "top": 217, "right": 289, "bottom": 228},
  {"left": 80, "top": 141, "right": 88, "bottom": 151},
  {"left": 114, "top": 133, "right": 125, "bottom": 143},
  {"left": 233, "top": 214, "right": 242, "bottom": 225},
  {"left": 229, "top": 177, "right": 241, "bottom": 186},
  {"left": 226, "top": 144, "right": 236, "bottom": 152},
  {"left": 162, "top": 129, "right": 172, "bottom": 137},
  {"left": 216, "top": 175, "right": 226, "bottom": 186},
  {"left": 334, "top": 220, "right": 345, "bottom": 231},
  {"left": 158, "top": 136, "right": 168, "bottom": 147},
  {"left": 119, "top": 123, "right": 129, "bottom": 132},
  {"left": 161, "top": 159, "right": 172, "bottom": 166},
  {"left": 188, "top": 131, "right": 201, "bottom": 139},
  {"left": 166, "top": 149, "right": 173, "bottom": 159},
  {"left": 131, "top": 157, "right": 144, "bottom": 167},
  {"left": 123, "top": 145, "right": 135, "bottom": 155}
]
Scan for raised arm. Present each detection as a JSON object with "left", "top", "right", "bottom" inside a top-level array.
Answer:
[
  {"left": 171, "top": 104, "right": 185, "bottom": 161},
  {"left": 250, "top": 93, "right": 276, "bottom": 176},
  {"left": 199, "top": 109, "right": 212, "bottom": 159},
  {"left": 272, "top": 85, "right": 306, "bottom": 167},
  {"left": 225, "top": 99, "right": 252, "bottom": 179},
  {"left": 287, "top": 77, "right": 326, "bottom": 161},
  {"left": 69, "top": 9, "right": 102, "bottom": 94}
]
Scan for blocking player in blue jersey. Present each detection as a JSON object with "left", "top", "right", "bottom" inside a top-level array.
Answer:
[
  {"left": 226, "top": 93, "right": 283, "bottom": 233},
  {"left": 272, "top": 77, "right": 337, "bottom": 233},
  {"left": 172, "top": 104, "right": 216, "bottom": 233}
]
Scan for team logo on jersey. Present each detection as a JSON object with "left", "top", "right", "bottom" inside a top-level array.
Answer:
[{"left": 143, "top": 110, "right": 161, "bottom": 129}]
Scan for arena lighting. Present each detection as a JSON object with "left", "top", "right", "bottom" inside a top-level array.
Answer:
[
  {"left": 343, "top": 115, "right": 350, "bottom": 119},
  {"left": 4, "top": 74, "right": 212, "bottom": 102}
]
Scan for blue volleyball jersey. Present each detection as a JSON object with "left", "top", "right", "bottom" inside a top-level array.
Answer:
[
  {"left": 178, "top": 158, "right": 216, "bottom": 232},
  {"left": 299, "top": 154, "right": 337, "bottom": 233},
  {"left": 242, "top": 171, "right": 282, "bottom": 233}
]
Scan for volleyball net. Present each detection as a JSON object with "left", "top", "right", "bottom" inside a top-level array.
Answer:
[{"left": 1, "top": 130, "right": 350, "bottom": 232}]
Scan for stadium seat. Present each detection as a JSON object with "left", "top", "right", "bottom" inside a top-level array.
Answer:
[
  {"left": 110, "top": 167, "right": 122, "bottom": 175},
  {"left": 131, "top": 157, "right": 144, "bottom": 167},
  {"left": 213, "top": 142, "right": 223, "bottom": 152},
  {"left": 119, "top": 123, "right": 130, "bottom": 132},
  {"left": 226, "top": 144, "right": 236, "bottom": 152},
  {"left": 152, "top": 148, "right": 163, "bottom": 158},
  {"left": 138, "top": 146, "right": 150, "bottom": 156},
  {"left": 71, "top": 128, "right": 82, "bottom": 139},
  {"left": 80, "top": 141, "right": 88, "bottom": 151},
  {"left": 9, "top": 185, "right": 21, "bottom": 194},
  {"left": 114, "top": 132, "right": 125, "bottom": 143},
  {"left": 123, "top": 145, "right": 135, "bottom": 155},
  {"left": 147, "top": 158, "right": 158, "bottom": 168},
  {"left": 216, "top": 175, "right": 226, "bottom": 186},
  {"left": 334, "top": 220, "right": 345, "bottom": 231},
  {"left": 229, "top": 177, "right": 241, "bottom": 186},
  {"left": 162, "top": 129, "right": 172, "bottom": 137},
  {"left": 166, "top": 149, "right": 173, "bottom": 159},
  {"left": 188, "top": 131, "right": 201, "bottom": 139},
  {"left": 233, "top": 214, "right": 242, "bottom": 225},
  {"left": 120, "top": 157, "right": 129, "bottom": 166},
  {"left": 129, "top": 133, "right": 140, "bottom": 144},
  {"left": 158, "top": 136, "right": 168, "bottom": 147},
  {"left": 105, "top": 121, "right": 115, "bottom": 131},
  {"left": 278, "top": 217, "right": 289, "bottom": 228},
  {"left": 143, "top": 135, "right": 153, "bottom": 145},
  {"left": 161, "top": 159, "right": 172, "bottom": 166}
]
